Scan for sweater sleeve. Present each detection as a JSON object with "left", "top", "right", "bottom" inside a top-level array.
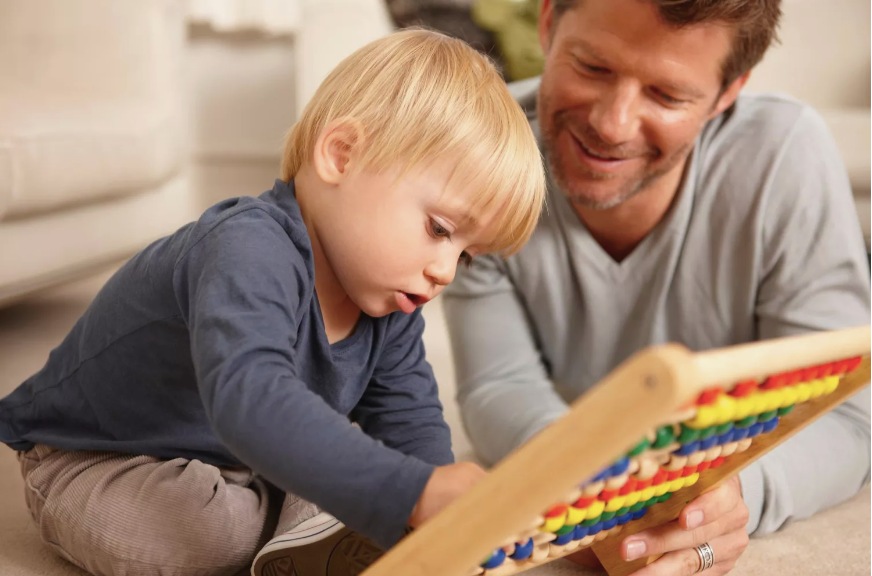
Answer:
[
  {"left": 442, "top": 255, "right": 571, "bottom": 466},
  {"left": 739, "top": 105, "right": 871, "bottom": 534},
  {"left": 351, "top": 309, "right": 454, "bottom": 466},
  {"left": 173, "top": 208, "right": 433, "bottom": 547}
]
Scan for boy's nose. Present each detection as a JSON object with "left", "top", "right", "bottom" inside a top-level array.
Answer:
[{"left": 425, "top": 253, "right": 458, "bottom": 287}]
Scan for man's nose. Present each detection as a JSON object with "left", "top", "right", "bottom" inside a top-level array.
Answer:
[{"left": 588, "top": 81, "right": 640, "bottom": 145}]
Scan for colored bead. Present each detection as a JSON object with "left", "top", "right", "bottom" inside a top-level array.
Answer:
[
  {"left": 510, "top": 539, "right": 534, "bottom": 560},
  {"left": 696, "top": 387, "right": 722, "bottom": 405},
  {"left": 777, "top": 405, "right": 794, "bottom": 416},
  {"left": 587, "top": 500, "right": 605, "bottom": 519},
  {"left": 627, "top": 437, "right": 650, "bottom": 457},
  {"left": 610, "top": 457, "right": 631, "bottom": 476},
  {"left": 678, "top": 424, "right": 701, "bottom": 443},
  {"left": 565, "top": 507, "right": 584, "bottom": 525},
  {"left": 730, "top": 380, "right": 757, "bottom": 397},
  {"left": 482, "top": 549, "right": 506, "bottom": 569},
  {"left": 675, "top": 440, "right": 699, "bottom": 456},
  {"left": 761, "top": 416, "right": 779, "bottom": 433},
  {"left": 653, "top": 425, "right": 676, "bottom": 448},
  {"left": 605, "top": 496, "right": 627, "bottom": 512}
]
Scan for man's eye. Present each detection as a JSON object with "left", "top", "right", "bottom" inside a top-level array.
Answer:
[
  {"left": 653, "top": 89, "right": 685, "bottom": 106},
  {"left": 430, "top": 219, "right": 450, "bottom": 238},
  {"left": 459, "top": 252, "right": 473, "bottom": 267}
]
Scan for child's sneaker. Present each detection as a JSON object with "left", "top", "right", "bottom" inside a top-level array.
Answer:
[{"left": 251, "top": 512, "right": 384, "bottom": 576}]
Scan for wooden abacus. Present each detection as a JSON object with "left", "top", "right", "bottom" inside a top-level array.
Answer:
[{"left": 362, "top": 325, "right": 871, "bottom": 576}]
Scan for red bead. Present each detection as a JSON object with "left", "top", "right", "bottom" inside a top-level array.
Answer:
[
  {"left": 697, "top": 461, "right": 711, "bottom": 472},
  {"left": 636, "top": 478, "right": 653, "bottom": 490},
  {"left": 619, "top": 478, "right": 637, "bottom": 495},
  {"left": 696, "top": 388, "right": 722, "bottom": 406},
  {"left": 682, "top": 466, "right": 697, "bottom": 477},
  {"left": 818, "top": 362, "right": 835, "bottom": 377},
  {"left": 545, "top": 504, "right": 568, "bottom": 518},
  {"left": 573, "top": 496, "right": 595, "bottom": 508},
  {"left": 652, "top": 470, "right": 668, "bottom": 485},
  {"left": 762, "top": 374, "right": 786, "bottom": 390},
  {"left": 729, "top": 380, "right": 757, "bottom": 397},
  {"left": 711, "top": 457, "right": 725, "bottom": 468},
  {"left": 846, "top": 356, "right": 863, "bottom": 372},
  {"left": 666, "top": 470, "right": 681, "bottom": 481},
  {"left": 598, "top": 489, "right": 618, "bottom": 502}
]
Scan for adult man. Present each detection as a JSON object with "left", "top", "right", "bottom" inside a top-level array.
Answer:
[{"left": 443, "top": 0, "right": 871, "bottom": 574}]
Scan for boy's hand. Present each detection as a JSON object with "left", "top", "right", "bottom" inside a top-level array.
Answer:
[{"left": 409, "top": 462, "right": 487, "bottom": 527}]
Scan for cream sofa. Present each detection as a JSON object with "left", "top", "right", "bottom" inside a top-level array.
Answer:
[
  {"left": 0, "top": 0, "right": 199, "bottom": 307},
  {"left": 0, "top": 0, "right": 396, "bottom": 308}
]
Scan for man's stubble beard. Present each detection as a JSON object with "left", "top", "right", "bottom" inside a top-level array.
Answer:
[{"left": 540, "top": 118, "right": 693, "bottom": 211}]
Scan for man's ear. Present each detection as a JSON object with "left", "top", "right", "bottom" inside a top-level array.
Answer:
[
  {"left": 312, "top": 119, "right": 364, "bottom": 185},
  {"left": 538, "top": 0, "right": 555, "bottom": 53},
  {"left": 710, "top": 71, "right": 750, "bottom": 119}
]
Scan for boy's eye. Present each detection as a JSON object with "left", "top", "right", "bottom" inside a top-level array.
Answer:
[
  {"left": 459, "top": 252, "right": 473, "bottom": 267},
  {"left": 429, "top": 219, "right": 450, "bottom": 238}
]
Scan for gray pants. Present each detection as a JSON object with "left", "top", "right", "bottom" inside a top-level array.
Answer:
[{"left": 18, "top": 444, "right": 314, "bottom": 576}]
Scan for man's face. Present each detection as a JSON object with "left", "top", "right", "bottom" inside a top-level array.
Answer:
[{"left": 537, "top": 0, "right": 741, "bottom": 210}]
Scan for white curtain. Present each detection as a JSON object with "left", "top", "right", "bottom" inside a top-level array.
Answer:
[{"left": 187, "top": 0, "right": 301, "bottom": 35}]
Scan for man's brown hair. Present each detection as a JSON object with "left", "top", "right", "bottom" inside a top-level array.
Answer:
[{"left": 551, "top": 0, "right": 782, "bottom": 90}]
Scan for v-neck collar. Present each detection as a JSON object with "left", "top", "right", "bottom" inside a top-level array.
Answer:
[{"left": 550, "top": 146, "right": 699, "bottom": 283}]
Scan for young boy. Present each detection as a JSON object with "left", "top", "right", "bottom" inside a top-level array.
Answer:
[{"left": 0, "top": 29, "right": 546, "bottom": 576}]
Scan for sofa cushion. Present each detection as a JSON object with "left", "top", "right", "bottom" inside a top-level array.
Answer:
[{"left": 0, "top": 0, "right": 186, "bottom": 220}]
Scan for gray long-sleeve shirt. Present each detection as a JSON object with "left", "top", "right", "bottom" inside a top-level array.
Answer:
[
  {"left": 444, "top": 87, "right": 870, "bottom": 535},
  {"left": 0, "top": 180, "right": 453, "bottom": 547}
]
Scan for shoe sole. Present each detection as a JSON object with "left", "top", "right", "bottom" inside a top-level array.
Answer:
[{"left": 252, "top": 526, "right": 384, "bottom": 576}]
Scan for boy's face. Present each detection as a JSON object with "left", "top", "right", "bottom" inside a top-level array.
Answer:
[{"left": 313, "top": 161, "right": 499, "bottom": 317}]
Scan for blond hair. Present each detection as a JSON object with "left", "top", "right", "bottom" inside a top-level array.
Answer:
[{"left": 281, "top": 28, "right": 545, "bottom": 256}]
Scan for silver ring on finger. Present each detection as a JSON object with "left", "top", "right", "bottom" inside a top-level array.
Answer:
[{"left": 694, "top": 542, "right": 715, "bottom": 573}]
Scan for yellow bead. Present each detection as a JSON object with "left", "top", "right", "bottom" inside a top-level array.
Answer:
[
  {"left": 605, "top": 496, "right": 627, "bottom": 512},
  {"left": 566, "top": 507, "right": 584, "bottom": 525},
  {"left": 542, "top": 516, "right": 564, "bottom": 532},
  {"left": 587, "top": 500, "right": 605, "bottom": 519},
  {"left": 624, "top": 491, "right": 642, "bottom": 507},
  {"left": 823, "top": 375, "right": 840, "bottom": 394},
  {"left": 685, "top": 473, "right": 700, "bottom": 486},
  {"left": 639, "top": 487, "right": 655, "bottom": 501},
  {"left": 668, "top": 478, "right": 685, "bottom": 492},
  {"left": 653, "top": 482, "right": 669, "bottom": 497},
  {"left": 795, "top": 383, "right": 812, "bottom": 403}
]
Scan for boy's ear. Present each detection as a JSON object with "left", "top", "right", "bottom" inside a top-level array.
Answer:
[{"left": 312, "top": 119, "right": 365, "bottom": 184}]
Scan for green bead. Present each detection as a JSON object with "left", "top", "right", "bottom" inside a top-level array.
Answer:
[
  {"left": 627, "top": 436, "right": 651, "bottom": 457},
  {"left": 736, "top": 416, "right": 757, "bottom": 428},
  {"left": 677, "top": 424, "right": 701, "bottom": 443},
  {"left": 652, "top": 425, "right": 675, "bottom": 448},
  {"left": 777, "top": 405, "right": 795, "bottom": 416}
]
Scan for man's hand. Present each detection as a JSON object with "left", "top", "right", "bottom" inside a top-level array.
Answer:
[
  {"left": 620, "top": 475, "right": 750, "bottom": 575},
  {"left": 408, "top": 461, "right": 487, "bottom": 528}
]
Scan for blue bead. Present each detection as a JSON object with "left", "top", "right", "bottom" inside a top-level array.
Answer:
[
  {"left": 574, "top": 525, "right": 590, "bottom": 539},
  {"left": 675, "top": 441, "right": 699, "bottom": 456},
  {"left": 482, "top": 549, "right": 506, "bottom": 569},
  {"left": 511, "top": 538, "right": 534, "bottom": 560},
  {"left": 617, "top": 513, "right": 633, "bottom": 525},
  {"left": 762, "top": 416, "right": 779, "bottom": 432},
  {"left": 610, "top": 457, "right": 631, "bottom": 476},
  {"left": 632, "top": 509, "right": 647, "bottom": 520},
  {"left": 749, "top": 422, "right": 765, "bottom": 437},
  {"left": 603, "top": 517, "right": 618, "bottom": 530},
  {"left": 700, "top": 435, "right": 718, "bottom": 449},
  {"left": 734, "top": 426, "right": 750, "bottom": 440},
  {"left": 589, "top": 522, "right": 604, "bottom": 535}
]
